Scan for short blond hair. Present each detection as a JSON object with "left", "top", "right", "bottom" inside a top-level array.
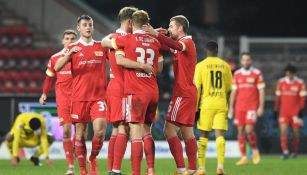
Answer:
[
  {"left": 62, "top": 29, "right": 77, "bottom": 38},
  {"left": 118, "top": 6, "right": 138, "bottom": 22},
  {"left": 170, "top": 15, "right": 189, "bottom": 33},
  {"left": 132, "top": 10, "right": 150, "bottom": 28}
]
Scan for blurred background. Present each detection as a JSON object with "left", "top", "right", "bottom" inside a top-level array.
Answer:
[{"left": 0, "top": 0, "right": 307, "bottom": 154}]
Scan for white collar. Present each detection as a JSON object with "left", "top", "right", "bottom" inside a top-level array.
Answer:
[
  {"left": 78, "top": 38, "right": 95, "bottom": 46},
  {"left": 181, "top": 35, "right": 192, "bottom": 39},
  {"left": 240, "top": 67, "right": 253, "bottom": 75},
  {"left": 133, "top": 30, "right": 146, "bottom": 34},
  {"left": 285, "top": 76, "right": 298, "bottom": 83},
  {"left": 116, "top": 28, "right": 127, "bottom": 35}
]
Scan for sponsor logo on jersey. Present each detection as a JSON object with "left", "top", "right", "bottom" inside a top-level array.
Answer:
[
  {"left": 247, "top": 78, "right": 255, "bottom": 83},
  {"left": 78, "top": 60, "right": 102, "bottom": 65},
  {"left": 136, "top": 72, "right": 152, "bottom": 78},
  {"left": 291, "top": 86, "right": 299, "bottom": 91},
  {"left": 95, "top": 51, "right": 104, "bottom": 56},
  {"left": 59, "top": 70, "right": 72, "bottom": 75}
]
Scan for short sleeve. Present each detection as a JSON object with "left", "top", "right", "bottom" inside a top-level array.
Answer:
[
  {"left": 112, "top": 35, "right": 127, "bottom": 49},
  {"left": 276, "top": 81, "right": 282, "bottom": 96},
  {"left": 46, "top": 58, "right": 56, "bottom": 77},
  {"left": 257, "top": 72, "right": 265, "bottom": 89},
  {"left": 232, "top": 74, "right": 238, "bottom": 90},
  {"left": 300, "top": 81, "right": 307, "bottom": 97}
]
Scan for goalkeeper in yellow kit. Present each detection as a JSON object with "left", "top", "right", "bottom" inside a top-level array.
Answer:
[
  {"left": 194, "top": 41, "right": 232, "bottom": 175},
  {"left": 5, "top": 112, "right": 53, "bottom": 166}
]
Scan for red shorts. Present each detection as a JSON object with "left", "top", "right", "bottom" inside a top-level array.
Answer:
[
  {"left": 125, "top": 93, "right": 158, "bottom": 124},
  {"left": 106, "top": 96, "right": 125, "bottom": 123},
  {"left": 279, "top": 113, "right": 304, "bottom": 128},
  {"left": 166, "top": 96, "right": 197, "bottom": 127},
  {"left": 71, "top": 100, "right": 107, "bottom": 123},
  {"left": 234, "top": 110, "right": 257, "bottom": 126},
  {"left": 56, "top": 101, "right": 71, "bottom": 126}
]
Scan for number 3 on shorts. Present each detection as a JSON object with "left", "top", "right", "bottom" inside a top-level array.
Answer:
[{"left": 97, "top": 101, "right": 106, "bottom": 111}]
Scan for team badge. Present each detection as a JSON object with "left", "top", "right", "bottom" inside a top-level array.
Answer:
[
  {"left": 291, "top": 86, "right": 299, "bottom": 91},
  {"left": 95, "top": 51, "right": 104, "bottom": 56},
  {"left": 247, "top": 78, "right": 255, "bottom": 83}
]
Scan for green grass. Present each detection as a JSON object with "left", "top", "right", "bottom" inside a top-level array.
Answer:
[{"left": 0, "top": 156, "right": 307, "bottom": 175}]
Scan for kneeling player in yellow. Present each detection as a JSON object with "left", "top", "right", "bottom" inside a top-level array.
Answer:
[
  {"left": 5, "top": 112, "right": 53, "bottom": 166},
  {"left": 194, "top": 41, "right": 232, "bottom": 175}
]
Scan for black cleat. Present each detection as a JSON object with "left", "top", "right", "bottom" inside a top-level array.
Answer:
[
  {"left": 30, "top": 156, "right": 41, "bottom": 166},
  {"left": 280, "top": 153, "right": 289, "bottom": 160}
]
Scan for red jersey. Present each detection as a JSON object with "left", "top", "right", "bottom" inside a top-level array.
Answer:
[
  {"left": 113, "top": 30, "right": 162, "bottom": 95},
  {"left": 275, "top": 76, "right": 306, "bottom": 115},
  {"left": 172, "top": 36, "right": 197, "bottom": 97},
  {"left": 106, "top": 29, "right": 127, "bottom": 97},
  {"left": 66, "top": 39, "right": 108, "bottom": 101},
  {"left": 46, "top": 48, "right": 72, "bottom": 102},
  {"left": 232, "top": 67, "right": 265, "bottom": 111}
]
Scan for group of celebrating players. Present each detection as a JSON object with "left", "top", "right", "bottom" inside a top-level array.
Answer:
[{"left": 5, "top": 5, "right": 306, "bottom": 175}]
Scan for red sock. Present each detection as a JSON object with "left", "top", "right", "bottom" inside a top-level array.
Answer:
[
  {"left": 247, "top": 132, "right": 258, "bottom": 150},
  {"left": 281, "top": 136, "right": 288, "bottom": 154},
  {"left": 113, "top": 133, "right": 128, "bottom": 171},
  {"left": 75, "top": 139, "right": 87, "bottom": 172},
  {"left": 292, "top": 137, "right": 299, "bottom": 154},
  {"left": 167, "top": 136, "right": 185, "bottom": 168},
  {"left": 143, "top": 133, "right": 155, "bottom": 170},
  {"left": 108, "top": 135, "right": 117, "bottom": 172},
  {"left": 238, "top": 135, "right": 246, "bottom": 156},
  {"left": 89, "top": 135, "right": 103, "bottom": 161},
  {"left": 131, "top": 139, "right": 143, "bottom": 175},
  {"left": 63, "top": 138, "right": 74, "bottom": 166},
  {"left": 184, "top": 137, "right": 197, "bottom": 170}
]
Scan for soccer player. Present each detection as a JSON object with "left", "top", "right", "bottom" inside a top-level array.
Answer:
[
  {"left": 194, "top": 41, "right": 232, "bottom": 175},
  {"left": 228, "top": 52, "right": 264, "bottom": 166},
  {"left": 143, "top": 15, "right": 198, "bottom": 175},
  {"left": 104, "top": 7, "right": 138, "bottom": 175},
  {"left": 54, "top": 15, "right": 108, "bottom": 175},
  {"left": 39, "top": 29, "right": 77, "bottom": 175},
  {"left": 5, "top": 112, "right": 53, "bottom": 166},
  {"left": 110, "top": 10, "right": 162, "bottom": 175},
  {"left": 274, "top": 65, "right": 306, "bottom": 159}
]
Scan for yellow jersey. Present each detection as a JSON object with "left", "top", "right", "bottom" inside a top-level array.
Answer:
[
  {"left": 10, "top": 113, "right": 49, "bottom": 157},
  {"left": 194, "top": 57, "right": 232, "bottom": 110}
]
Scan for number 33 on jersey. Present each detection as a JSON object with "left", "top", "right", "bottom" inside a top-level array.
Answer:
[{"left": 194, "top": 56, "right": 232, "bottom": 110}]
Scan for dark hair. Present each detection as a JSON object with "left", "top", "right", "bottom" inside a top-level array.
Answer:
[
  {"left": 29, "top": 118, "right": 41, "bottom": 130},
  {"left": 205, "top": 40, "right": 218, "bottom": 55},
  {"left": 132, "top": 10, "right": 150, "bottom": 28},
  {"left": 284, "top": 64, "right": 297, "bottom": 73},
  {"left": 240, "top": 52, "right": 252, "bottom": 59},
  {"left": 62, "top": 29, "right": 77, "bottom": 38},
  {"left": 77, "top": 14, "right": 93, "bottom": 23},
  {"left": 170, "top": 15, "right": 189, "bottom": 33},
  {"left": 118, "top": 6, "right": 138, "bottom": 22}
]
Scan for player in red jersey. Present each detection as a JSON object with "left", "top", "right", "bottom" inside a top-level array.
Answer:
[
  {"left": 105, "top": 7, "right": 138, "bottom": 175},
  {"left": 109, "top": 10, "right": 162, "bottom": 175},
  {"left": 228, "top": 53, "right": 265, "bottom": 166},
  {"left": 39, "top": 29, "right": 77, "bottom": 175},
  {"left": 274, "top": 65, "right": 306, "bottom": 159},
  {"left": 54, "top": 15, "right": 108, "bottom": 175},
  {"left": 143, "top": 15, "right": 198, "bottom": 175}
]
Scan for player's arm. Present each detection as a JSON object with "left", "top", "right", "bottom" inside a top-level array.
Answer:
[
  {"left": 257, "top": 73, "right": 266, "bottom": 117},
  {"left": 12, "top": 120, "right": 23, "bottom": 158},
  {"left": 101, "top": 33, "right": 114, "bottom": 48},
  {"left": 54, "top": 46, "right": 81, "bottom": 71},
  {"left": 115, "top": 50, "right": 153, "bottom": 74},
  {"left": 194, "top": 63, "right": 202, "bottom": 111},
  {"left": 299, "top": 81, "right": 306, "bottom": 117},
  {"left": 157, "top": 52, "right": 164, "bottom": 74},
  {"left": 39, "top": 119, "right": 50, "bottom": 161},
  {"left": 228, "top": 71, "right": 237, "bottom": 119}
]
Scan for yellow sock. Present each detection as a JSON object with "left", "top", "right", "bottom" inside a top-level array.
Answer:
[
  {"left": 216, "top": 136, "right": 226, "bottom": 166},
  {"left": 33, "top": 146, "right": 43, "bottom": 157},
  {"left": 198, "top": 137, "right": 208, "bottom": 169}
]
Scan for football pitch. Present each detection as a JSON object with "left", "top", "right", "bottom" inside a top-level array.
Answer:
[{"left": 0, "top": 156, "right": 306, "bottom": 175}]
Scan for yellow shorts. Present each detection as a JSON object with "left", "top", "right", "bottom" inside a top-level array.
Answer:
[{"left": 197, "top": 108, "right": 228, "bottom": 131}]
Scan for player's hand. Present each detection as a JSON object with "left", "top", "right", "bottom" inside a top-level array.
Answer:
[
  {"left": 142, "top": 24, "right": 159, "bottom": 37},
  {"left": 69, "top": 46, "right": 82, "bottom": 55},
  {"left": 155, "top": 27, "right": 168, "bottom": 35},
  {"left": 45, "top": 157, "right": 53, "bottom": 167},
  {"left": 39, "top": 93, "right": 47, "bottom": 105},
  {"left": 142, "top": 64, "right": 153, "bottom": 74},
  {"left": 257, "top": 107, "right": 264, "bottom": 117},
  {"left": 11, "top": 157, "right": 18, "bottom": 166},
  {"left": 293, "top": 116, "right": 304, "bottom": 125},
  {"left": 228, "top": 107, "right": 234, "bottom": 119}
]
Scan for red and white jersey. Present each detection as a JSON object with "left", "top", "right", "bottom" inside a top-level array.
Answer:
[
  {"left": 172, "top": 36, "right": 197, "bottom": 97},
  {"left": 46, "top": 48, "right": 72, "bottom": 102},
  {"left": 232, "top": 67, "right": 265, "bottom": 111},
  {"left": 276, "top": 76, "right": 306, "bottom": 115},
  {"left": 66, "top": 38, "right": 108, "bottom": 101},
  {"left": 106, "top": 29, "right": 127, "bottom": 97},
  {"left": 113, "top": 30, "right": 163, "bottom": 95}
]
